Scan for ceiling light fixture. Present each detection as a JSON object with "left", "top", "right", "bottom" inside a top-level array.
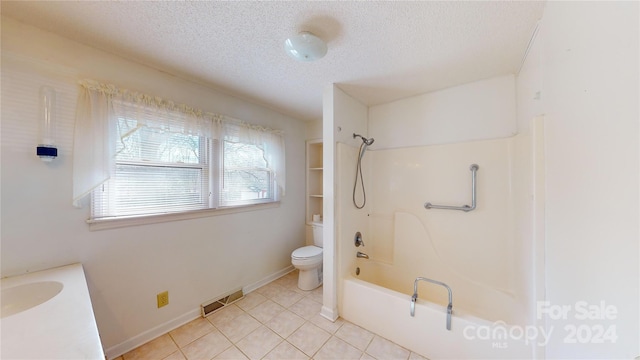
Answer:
[{"left": 284, "top": 31, "right": 327, "bottom": 62}]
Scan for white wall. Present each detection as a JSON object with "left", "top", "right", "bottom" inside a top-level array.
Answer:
[
  {"left": 306, "top": 119, "right": 323, "bottom": 141},
  {"left": 322, "top": 85, "right": 368, "bottom": 321},
  {"left": 369, "top": 74, "right": 517, "bottom": 149},
  {"left": 0, "top": 17, "right": 307, "bottom": 357},
  {"left": 517, "top": 2, "right": 639, "bottom": 358}
]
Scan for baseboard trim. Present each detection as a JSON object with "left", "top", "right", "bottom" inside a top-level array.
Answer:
[
  {"left": 243, "top": 265, "right": 294, "bottom": 294},
  {"left": 104, "top": 265, "right": 295, "bottom": 360},
  {"left": 320, "top": 305, "right": 339, "bottom": 322},
  {"left": 104, "top": 308, "right": 200, "bottom": 360}
]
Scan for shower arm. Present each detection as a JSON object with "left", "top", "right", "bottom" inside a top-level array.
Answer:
[
  {"left": 424, "top": 164, "right": 479, "bottom": 212},
  {"left": 353, "top": 133, "right": 374, "bottom": 146},
  {"left": 410, "top": 277, "right": 453, "bottom": 331}
]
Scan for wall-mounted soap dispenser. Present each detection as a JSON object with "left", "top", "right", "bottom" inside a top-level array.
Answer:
[{"left": 36, "top": 86, "right": 57, "bottom": 162}]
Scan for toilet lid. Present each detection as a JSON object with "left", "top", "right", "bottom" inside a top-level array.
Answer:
[{"left": 292, "top": 245, "right": 322, "bottom": 259}]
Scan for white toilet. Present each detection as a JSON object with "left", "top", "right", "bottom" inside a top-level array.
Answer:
[{"left": 291, "top": 222, "right": 323, "bottom": 290}]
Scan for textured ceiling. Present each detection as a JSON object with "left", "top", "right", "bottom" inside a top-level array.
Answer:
[{"left": 1, "top": 1, "right": 545, "bottom": 121}]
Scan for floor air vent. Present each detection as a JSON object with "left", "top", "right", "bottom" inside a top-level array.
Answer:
[{"left": 201, "top": 289, "right": 244, "bottom": 317}]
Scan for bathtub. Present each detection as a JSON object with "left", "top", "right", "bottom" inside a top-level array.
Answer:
[
  {"left": 0, "top": 263, "right": 104, "bottom": 359},
  {"left": 341, "top": 261, "right": 535, "bottom": 359}
]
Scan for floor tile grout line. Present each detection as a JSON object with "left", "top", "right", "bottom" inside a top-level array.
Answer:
[
  {"left": 166, "top": 332, "right": 185, "bottom": 359},
  {"left": 176, "top": 346, "right": 189, "bottom": 360},
  {"left": 200, "top": 301, "right": 292, "bottom": 360},
  {"left": 130, "top": 273, "right": 417, "bottom": 360},
  {"left": 244, "top": 288, "right": 326, "bottom": 359},
  {"left": 246, "top": 294, "right": 316, "bottom": 359},
  {"left": 169, "top": 319, "right": 218, "bottom": 353},
  {"left": 264, "top": 338, "right": 282, "bottom": 360},
  {"left": 363, "top": 334, "right": 376, "bottom": 356},
  {"left": 308, "top": 332, "right": 339, "bottom": 360}
]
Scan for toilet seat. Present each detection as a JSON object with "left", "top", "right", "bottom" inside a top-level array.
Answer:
[{"left": 292, "top": 245, "right": 322, "bottom": 260}]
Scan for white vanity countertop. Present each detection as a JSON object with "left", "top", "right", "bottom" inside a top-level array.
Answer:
[{"left": 1, "top": 263, "right": 105, "bottom": 359}]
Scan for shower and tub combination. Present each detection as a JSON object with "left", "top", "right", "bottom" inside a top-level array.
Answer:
[{"left": 336, "top": 132, "right": 540, "bottom": 359}]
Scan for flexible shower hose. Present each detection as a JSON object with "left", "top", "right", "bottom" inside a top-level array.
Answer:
[{"left": 353, "top": 142, "right": 367, "bottom": 209}]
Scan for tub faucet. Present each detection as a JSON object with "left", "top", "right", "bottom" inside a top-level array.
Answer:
[
  {"left": 354, "top": 231, "right": 365, "bottom": 247},
  {"left": 356, "top": 251, "right": 369, "bottom": 259}
]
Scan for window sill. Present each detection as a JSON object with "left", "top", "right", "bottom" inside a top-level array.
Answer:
[{"left": 87, "top": 202, "right": 280, "bottom": 231}]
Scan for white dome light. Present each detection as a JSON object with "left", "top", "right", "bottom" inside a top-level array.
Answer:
[{"left": 284, "top": 31, "right": 327, "bottom": 62}]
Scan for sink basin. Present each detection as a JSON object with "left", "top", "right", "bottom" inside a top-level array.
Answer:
[
  {"left": 1, "top": 264, "right": 104, "bottom": 359},
  {"left": 1, "top": 281, "right": 63, "bottom": 319}
]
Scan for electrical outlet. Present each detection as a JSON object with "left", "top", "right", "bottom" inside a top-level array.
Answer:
[{"left": 157, "top": 291, "right": 169, "bottom": 308}]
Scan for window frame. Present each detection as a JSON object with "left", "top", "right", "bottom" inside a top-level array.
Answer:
[
  {"left": 86, "top": 201, "right": 280, "bottom": 231},
  {"left": 220, "top": 139, "right": 277, "bottom": 207},
  {"left": 88, "top": 108, "right": 282, "bottom": 230}
]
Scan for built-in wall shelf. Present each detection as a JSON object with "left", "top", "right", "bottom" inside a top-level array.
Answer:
[{"left": 306, "top": 140, "right": 323, "bottom": 224}]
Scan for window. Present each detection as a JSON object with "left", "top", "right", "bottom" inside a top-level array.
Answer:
[
  {"left": 85, "top": 90, "right": 284, "bottom": 220},
  {"left": 92, "top": 108, "right": 211, "bottom": 217},
  {"left": 222, "top": 140, "right": 273, "bottom": 206}
]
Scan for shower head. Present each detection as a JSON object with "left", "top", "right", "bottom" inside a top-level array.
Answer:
[{"left": 353, "top": 133, "right": 375, "bottom": 146}]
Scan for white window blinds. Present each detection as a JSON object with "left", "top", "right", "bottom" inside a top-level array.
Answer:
[{"left": 72, "top": 80, "right": 284, "bottom": 220}]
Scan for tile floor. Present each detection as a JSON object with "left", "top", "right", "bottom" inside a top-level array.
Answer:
[{"left": 117, "top": 271, "right": 427, "bottom": 360}]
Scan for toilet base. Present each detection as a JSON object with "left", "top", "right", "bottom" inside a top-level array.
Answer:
[{"left": 297, "top": 265, "right": 323, "bottom": 290}]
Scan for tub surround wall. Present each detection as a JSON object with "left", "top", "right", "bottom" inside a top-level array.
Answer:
[
  {"left": 366, "top": 137, "right": 529, "bottom": 325},
  {"left": 1, "top": 17, "right": 306, "bottom": 357},
  {"left": 353, "top": 72, "right": 530, "bottom": 316}
]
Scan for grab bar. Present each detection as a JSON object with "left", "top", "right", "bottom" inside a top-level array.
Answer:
[
  {"left": 424, "top": 164, "right": 479, "bottom": 212},
  {"left": 410, "top": 277, "right": 453, "bottom": 331}
]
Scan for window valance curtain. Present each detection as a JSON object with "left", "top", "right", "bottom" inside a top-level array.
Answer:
[{"left": 72, "top": 79, "right": 285, "bottom": 208}]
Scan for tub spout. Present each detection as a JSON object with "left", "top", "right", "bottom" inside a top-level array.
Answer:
[{"left": 356, "top": 251, "right": 369, "bottom": 259}]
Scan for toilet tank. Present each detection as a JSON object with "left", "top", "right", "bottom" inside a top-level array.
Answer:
[{"left": 311, "top": 222, "right": 323, "bottom": 247}]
